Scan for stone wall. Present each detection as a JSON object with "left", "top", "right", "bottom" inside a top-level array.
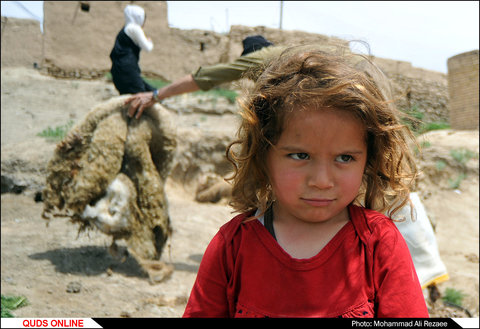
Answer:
[
  {"left": 447, "top": 50, "right": 479, "bottom": 130},
  {"left": 381, "top": 69, "right": 449, "bottom": 123}
]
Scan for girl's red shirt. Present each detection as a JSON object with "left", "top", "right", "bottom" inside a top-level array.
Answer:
[{"left": 183, "top": 204, "right": 429, "bottom": 318}]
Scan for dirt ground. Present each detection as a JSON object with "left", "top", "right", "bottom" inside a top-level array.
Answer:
[{"left": 1, "top": 67, "right": 478, "bottom": 318}]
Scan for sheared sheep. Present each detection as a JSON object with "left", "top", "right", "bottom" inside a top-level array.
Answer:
[{"left": 42, "top": 96, "right": 177, "bottom": 283}]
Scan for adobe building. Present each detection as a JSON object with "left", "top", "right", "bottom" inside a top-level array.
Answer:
[
  {"left": 2, "top": 1, "right": 451, "bottom": 124},
  {"left": 1, "top": 16, "right": 43, "bottom": 68},
  {"left": 447, "top": 50, "right": 479, "bottom": 130},
  {"left": 41, "top": 1, "right": 168, "bottom": 79},
  {"left": 40, "top": 1, "right": 349, "bottom": 82}
]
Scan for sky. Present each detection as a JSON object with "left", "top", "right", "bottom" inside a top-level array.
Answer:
[{"left": 1, "top": 1, "right": 478, "bottom": 73}]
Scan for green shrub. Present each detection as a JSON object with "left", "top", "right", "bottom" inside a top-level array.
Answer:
[
  {"left": 442, "top": 288, "right": 465, "bottom": 306},
  {"left": 420, "top": 140, "right": 431, "bottom": 148},
  {"left": 421, "top": 122, "right": 451, "bottom": 133},
  {"left": 1, "top": 295, "right": 29, "bottom": 318},
  {"left": 37, "top": 120, "right": 74, "bottom": 141},
  {"left": 450, "top": 149, "right": 478, "bottom": 165},
  {"left": 448, "top": 173, "right": 466, "bottom": 189},
  {"left": 435, "top": 160, "right": 447, "bottom": 171},
  {"left": 406, "top": 104, "right": 424, "bottom": 120},
  {"left": 400, "top": 105, "right": 450, "bottom": 135}
]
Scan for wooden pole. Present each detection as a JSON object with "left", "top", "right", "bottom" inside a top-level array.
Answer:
[{"left": 279, "top": 1, "right": 284, "bottom": 30}]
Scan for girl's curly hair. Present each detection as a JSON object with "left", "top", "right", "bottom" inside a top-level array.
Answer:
[{"left": 226, "top": 45, "right": 418, "bottom": 219}]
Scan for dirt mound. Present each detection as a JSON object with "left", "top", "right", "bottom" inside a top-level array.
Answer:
[{"left": 416, "top": 129, "right": 479, "bottom": 195}]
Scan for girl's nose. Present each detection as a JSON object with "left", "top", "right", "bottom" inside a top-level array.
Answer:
[{"left": 307, "top": 162, "right": 334, "bottom": 189}]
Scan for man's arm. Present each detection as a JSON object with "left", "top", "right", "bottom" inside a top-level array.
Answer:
[
  {"left": 125, "top": 74, "right": 200, "bottom": 119},
  {"left": 124, "top": 46, "right": 282, "bottom": 119}
]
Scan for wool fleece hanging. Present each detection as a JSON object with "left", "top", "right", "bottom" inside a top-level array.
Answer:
[{"left": 42, "top": 96, "right": 177, "bottom": 283}]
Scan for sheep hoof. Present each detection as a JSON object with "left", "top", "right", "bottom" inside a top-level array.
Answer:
[
  {"left": 108, "top": 241, "right": 128, "bottom": 263},
  {"left": 143, "top": 261, "right": 174, "bottom": 284}
]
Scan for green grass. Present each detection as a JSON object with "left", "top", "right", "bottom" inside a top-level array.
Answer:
[
  {"left": 37, "top": 120, "right": 74, "bottom": 141},
  {"left": 442, "top": 288, "right": 465, "bottom": 306},
  {"left": 421, "top": 122, "right": 451, "bottom": 132},
  {"left": 1, "top": 295, "right": 29, "bottom": 318},
  {"left": 435, "top": 160, "right": 447, "bottom": 171},
  {"left": 450, "top": 148, "right": 478, "bottom": 165},
  {"left": 401, "top": 104, "right": 450, "bottom": 135},
  {"left": 420, "top": 140, "right": 431, "bottom": 148},
  {"left": 193, "top": 88, "right": 238, "bottom": 104},
  {"left": 411, "top": 121, "right": 451, "bottom": 135},
  {"left": 448, "top": 173, "right": 466, "bottom": 189},
  {"left": 142, "top": 76, "right": 170, "bottom": 89},
  {"left": 405, "top": 104, "right": 424, "bottom": 121},
  {"left": 445, "top": 148, "right": 478, "bottom": 189}
]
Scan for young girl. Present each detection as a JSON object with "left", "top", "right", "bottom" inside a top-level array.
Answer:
[{"left": 183, "top": 46, "right": 429, "bottom": 318}]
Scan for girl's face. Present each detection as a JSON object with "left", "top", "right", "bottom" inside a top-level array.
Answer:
[{"left": 266, "top": 107, "right": 367, "bottom": 225}]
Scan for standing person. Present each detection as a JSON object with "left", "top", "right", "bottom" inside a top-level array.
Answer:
[
  {"left": 182, "top": 46, "right": 429, "bottom": 318},
  {"left": 124, "top": 35, "right": 280, "bottom": 119},
  {"left": 110, "top": 4, "right": 156, "bottom": 95}
]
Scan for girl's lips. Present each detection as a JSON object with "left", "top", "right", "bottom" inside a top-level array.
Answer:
[{"left": 301, "top": 198, "right": 334, "bottom": 207}]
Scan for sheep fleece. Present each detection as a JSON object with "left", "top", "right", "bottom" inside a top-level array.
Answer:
[{"left": 42, "top": 96, "right": 177, "bottom": 261}]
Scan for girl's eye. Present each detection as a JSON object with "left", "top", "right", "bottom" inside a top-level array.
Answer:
[
  {"left": 336, "top": 154, "right": 354, "bottom": 163},
  {"left": 289, "top": 153, "right": 309, "bottom": 160}
]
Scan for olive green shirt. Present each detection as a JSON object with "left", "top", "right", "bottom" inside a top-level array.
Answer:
[
  {"left": 191, "top": 43, "right": 364, "bottom": 91},
  {"left": 192, "top": 46, "right": 285, "bottom": 91}
]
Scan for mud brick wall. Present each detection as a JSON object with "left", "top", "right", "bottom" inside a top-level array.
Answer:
[
  {"left": 1, "top": 17, "right": 43, "bottom": 68},
  {"left": 2, "top": 2, "right": 454, "bottom": 125},
  {"left": 447, "top": 50, "right": 479, "bottom": 130},
  {"left": 42, "top": 1, "right": 168, "bottom": 79}
]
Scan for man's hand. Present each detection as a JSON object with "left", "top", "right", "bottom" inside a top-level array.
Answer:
[
  {"left": 124, "top": 91, "right": 156, "bottom": 119},
  {"left": 123, "top": 75, "right": 200, "bottom": 119}
]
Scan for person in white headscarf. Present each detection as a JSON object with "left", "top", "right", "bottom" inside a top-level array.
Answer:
[{"left": 109, "top": 4, "right": 155, "bottom": 94}]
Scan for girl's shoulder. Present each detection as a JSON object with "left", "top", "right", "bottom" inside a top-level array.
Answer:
[
  {"left": 217, "top": 210, "right": 257, "bottom": 243},
  {"left": 349, "top": 204, "right": 401, "bottom": 244}
]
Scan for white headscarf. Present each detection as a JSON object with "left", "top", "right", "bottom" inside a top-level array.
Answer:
[
  {"left": 124, "top": 4, "right": 145, "bottom": 26},
  {"left": 123, "top": 5, "right": 153, "bottom": 52}
]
